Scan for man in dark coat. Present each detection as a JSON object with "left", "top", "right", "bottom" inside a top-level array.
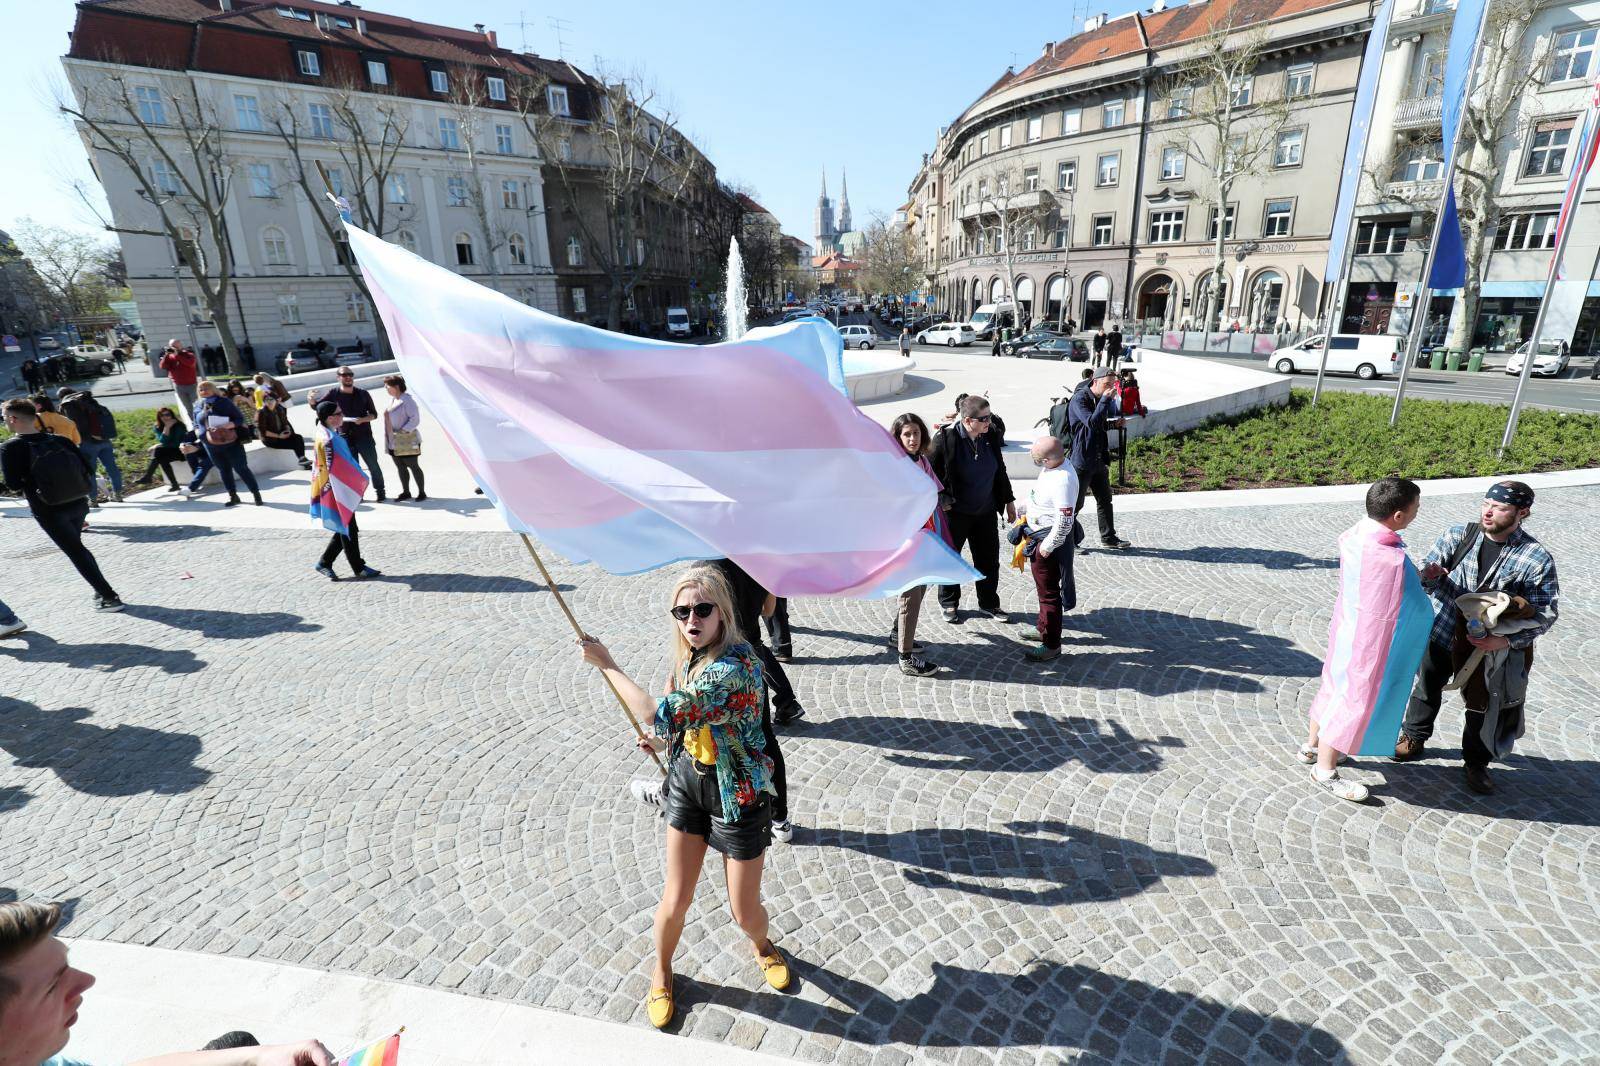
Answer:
[
  {"left": 1053, "top": 367, "right": 1131, "bottom": 550},
  {"left": 929, "top": 394, "right": 1016, "bottom": 621}
]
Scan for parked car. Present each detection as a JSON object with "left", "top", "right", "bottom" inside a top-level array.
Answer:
[
  {"left": 1503, "top": 340, "right": 1569, "bottom": 377},
  {"left": 333, "top": 342, "right": 371, "bottom": 367},
  {"left": 51, "top": 350, "right": 116, "bottom": 377},
  {"left": 1270, "top": 334, "right": 1403, "bottom": 379},
  {"left": 1000, "top": 329, "right": 1063, "bottom": 357},
  {"left": 838, "top": 324, "right": 876, "bottom": 350},
  {"left": 917, "top": 322, "right": 976, "bottom": 346},
  {"left": 1019, "top": 337, "right": 1090, "bottom": 361},
  {"left": 666, "top": 306, "right": 693, "bottom": 338},
  {"left": 278, "top": 348, "right": 322, "bottom": 375},
  {"left": 35, "top": 335, "right": 62, "bottom": 351}
]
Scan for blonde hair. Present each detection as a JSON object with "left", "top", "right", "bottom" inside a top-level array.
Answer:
[{"left": 668, "top": 565, "right": 743, "bottom": 687}]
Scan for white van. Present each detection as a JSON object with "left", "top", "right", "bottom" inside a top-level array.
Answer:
[
  {"left": 838, "top": 324, "right": 876, "bottom": 349},
  {"left": 1271, "top": 334, "right": 1403, "bottom": 380},
  {"left": 666, "top": 306, "right": 692, "bottom": 337},
  {"left": 968, "top": 302, "right": 1017, "bottom": 340}
]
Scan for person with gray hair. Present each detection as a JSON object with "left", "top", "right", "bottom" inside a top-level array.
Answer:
[{"left": 929, "top": 393, "right": 1016, "bottom": 622}]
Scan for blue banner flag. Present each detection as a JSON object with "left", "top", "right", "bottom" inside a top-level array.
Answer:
[
  {"left": 1427, "top": 0, "right": 1490, "bottom": 288},
  {"left": 1324, "top": 0, "right": 1395, "bottom": 283}
]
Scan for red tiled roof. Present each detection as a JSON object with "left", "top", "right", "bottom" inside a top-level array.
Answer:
[{"left": 735, "top": 192, "right": 774, "bottom": 216}]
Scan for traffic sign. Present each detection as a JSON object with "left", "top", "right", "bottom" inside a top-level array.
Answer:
[{"left": 2, "top": 334, "right": 18, "bottom": 353}]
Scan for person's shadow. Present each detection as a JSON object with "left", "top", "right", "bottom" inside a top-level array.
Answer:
[
  {"left": 371, "top": 572, "right": 574, "bottom": 594},
  {"left": 683, "top": 957, "right": 1348, "bottom": 1060},
  {"left": 1113, "top": 544, "right": 1337, "bottom": 571},
  {"left": 1379, "top": 748, "right": 1600, "bottom": 827},
  {"left": 0, "top": 632, "right": 205, "bottom": 675},
  {"left": 803, "top": 711, "right": 1181, "bottom": 774},
  {"left": 123, "top": 605, "right": 320, "bottom": 640},
  {"left": 799, "top": 819, "right": 1213, "bottom": 907},
  {"left": 0, "top": 698, "right": 211, "bottom": 796},
  {"left": 0, "top": 786, "right": 31, "bottom": 815}
]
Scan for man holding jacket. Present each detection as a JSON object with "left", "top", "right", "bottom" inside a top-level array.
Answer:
[
  {"left": 1052, "top": 367, "right": 1132, "bottom": 550},
  {"left": 930, "top": 394, "right": 1016, "bottom": 622}
]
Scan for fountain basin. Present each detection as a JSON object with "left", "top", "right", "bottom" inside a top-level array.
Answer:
[{"left": 842, "top": 349, "right": 912, "bottom": 402}]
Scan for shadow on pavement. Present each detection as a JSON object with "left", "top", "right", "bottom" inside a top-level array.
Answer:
[
  {"left": 123, "top": 604, "right": 321, "bottom": 640},
  {"left": 88, "top": 524, "right": 225, "bottom": 543},
  {"left": 1114, "top": 545, "right": 1337, "bottom": 571},
  {"left": 1379, "top": 749, "right": 1600, "bottom": 827},
  {"left": 0, "top": 786, "right": 32, "bottom": 815},
  {"left": 0, "top": 632, "right": 205, "bottom": 675},
  {"left": 371, "top": 572, "right": 574, "bottom": 594},
  {"left": 688, "top": 957, "right": 1348, "bottom": 1060},
  {"left": 799, "top": 819, "right": 1213, "bottom": 908},
  {"left": 802, "top": 711, "right": 1181, "bottom": 774},
  {"left": 0, "top": 698, "right": 211, "bottom": 797}
]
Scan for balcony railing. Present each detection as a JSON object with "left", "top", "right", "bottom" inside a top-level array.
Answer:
[
  {"left": 1393, "top": 95, "right": 1443, "bottom": 130},
  {"left": 957, "top": 189, "right": 1056, "bottom": 220},
  {"left": 1384, "top": 178, "right": 1445, "bottom": 200}
]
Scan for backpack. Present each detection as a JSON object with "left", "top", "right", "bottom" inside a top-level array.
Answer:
[
  {"left": 25, "top": 434, "right": 92, "bottom": 507},
  {"left": 91, "top": 400, "right": 117, "bottom": 441}
]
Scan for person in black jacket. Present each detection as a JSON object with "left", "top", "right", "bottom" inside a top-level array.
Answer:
[
  {"left": 929, "top": 394, "right": 1016, "bottom": 621},
  {"left": 192, "top": 380, "right": 262, "bottom": 507},
  {"left": 1058, "top": 368, "right": 1132, "bottom": 550},
  {"left": 0, "top": 398, "right": 122, "bottom": 611}
]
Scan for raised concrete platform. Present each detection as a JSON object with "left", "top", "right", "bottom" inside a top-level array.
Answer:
[{"left": 841, "top": 349, "right": 913, "bottom": 402}]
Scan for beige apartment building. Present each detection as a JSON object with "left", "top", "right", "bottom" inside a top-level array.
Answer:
[{"left": 914, "top": 0, "right": 1376, "bottom": 332}]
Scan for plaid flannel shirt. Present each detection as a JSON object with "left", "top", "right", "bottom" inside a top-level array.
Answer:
[{"left": 1420, "top": 522, "right": 1559, "bottom": 651}]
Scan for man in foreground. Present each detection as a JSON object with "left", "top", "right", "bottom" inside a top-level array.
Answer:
[
  {"left": 930, "top": 394, "right": 1015, "bottom": 622},
  {"left": 1057, "top": 367, "right": 1132, "bottom": 551}
]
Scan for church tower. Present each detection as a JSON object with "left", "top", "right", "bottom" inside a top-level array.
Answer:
[
  {"left": 838, "top": 168, "right": 852, "bottom": 234},
  {"left": 814, "top": 168, "right": 836, "bottom": 256}
]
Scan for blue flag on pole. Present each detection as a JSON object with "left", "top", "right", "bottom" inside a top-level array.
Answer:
[
  {"left": 1426, "top": 0, "right": 1490, "bottom": 289},
  {"left": 1324, "top": 0, "right": 1395, "bottom": 283}
]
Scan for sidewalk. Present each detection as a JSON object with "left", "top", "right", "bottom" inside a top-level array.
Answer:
[{"left": 60, "top": 939, "right": 792, "bottom": 1066}]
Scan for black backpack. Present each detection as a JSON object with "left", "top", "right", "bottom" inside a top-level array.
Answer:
[
  {"left": 26, "top": 434, "right": 92, "bottom": 506},
  {"left": 91, "top": 400, "right": 117, "bottom": 441}
]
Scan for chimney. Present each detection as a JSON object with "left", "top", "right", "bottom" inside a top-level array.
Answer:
[
  {"left": 486, "top": 28, "right": 498, "bottom": 47},
  {"left": 474, "top": 23, "right": 484, "bottom": 33},
  {"left": 1150, "top": 0, "right": 1166, "bottom": 10},
  {"left": 1083, "top": 14, "right": 1103, "bottom": 31}
]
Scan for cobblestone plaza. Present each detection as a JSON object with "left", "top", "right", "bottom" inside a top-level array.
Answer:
[{"left": 2, "top": 488, "right": 1597, "bottom": 1065}]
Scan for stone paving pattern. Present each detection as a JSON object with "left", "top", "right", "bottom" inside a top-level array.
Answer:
[{"left": 2, "top": 490, "right": 1598, "bottom": 1065}]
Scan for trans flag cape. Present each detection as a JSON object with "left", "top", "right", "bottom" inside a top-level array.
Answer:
[
  {"left": 342, "top": 222, "right": 978, "bottom": 597},
  {"left": 1309, "top": 518, "right": 1433, "bottom": 756},
  {"left": 309, "top": 425, "right": 369, "bottom": 536}
]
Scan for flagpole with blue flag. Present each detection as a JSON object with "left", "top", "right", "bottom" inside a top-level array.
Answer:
[{"left": 1390, "top": 0, "right": 1494, "bottom": 427}]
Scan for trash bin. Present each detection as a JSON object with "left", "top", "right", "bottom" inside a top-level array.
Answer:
[
  {"left": 1446, "top": 349, "right": 1463, "bottom": 371},
  {"left": 1429, "top": 348, "right": 1446, "bottom": 371},
  {"left": 1467, "top": 348, "right": 1485, "bottom": 373}
]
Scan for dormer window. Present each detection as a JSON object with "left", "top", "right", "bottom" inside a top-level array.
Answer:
[
  {"left": 296, "top": 49, "right": 321, "bottom": 77},
  {"left": 429, "top": 69, "right": 449, "bottom": 94},
  {"left": 487, "top": 77, "right": 506, "bottom": 102},
  {"left": 366, "top": 59, "right": 389, "bottom": 86},
  {"left": 548, "top": 85, "right": 570, "bottom": 116}
]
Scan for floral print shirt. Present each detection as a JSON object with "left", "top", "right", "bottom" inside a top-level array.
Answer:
[{"left": 654, "top": 642, "right": 775, "bottom": 823}]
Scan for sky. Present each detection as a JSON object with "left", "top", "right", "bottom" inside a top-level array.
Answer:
[{"left": 2, "top": 0, "right": 1147, "bottom": 249}]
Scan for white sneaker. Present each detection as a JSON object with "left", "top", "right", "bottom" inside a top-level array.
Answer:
[
  {"left": 1312, "top": 767, "right": 1368, "bottom": 803},
  {"left": 771, "top": 819, "right": 793, "bottom": 844},
  {"left": 1295, "top": 746, "right": 1349, "bottom": 766},
  {"left": 629, "top": 778, "right": 663, "bottom": 808},
  {"left": 0, "top": 619, "right": 26, "bottom": 638}
]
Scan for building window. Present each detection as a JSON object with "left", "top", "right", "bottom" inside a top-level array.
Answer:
[
  {"left": 1092, "top": 215, "right": 1113, "bottom": 246},
  {"left": 325, "top": 167, "right": 344, "bottom": 197},
  {"left": 1021, "top": 226, "right": 1037, "bottom": 251},
  {"left": 1419, "top": 51, "right": 1446, "bottom": 97},
  {"left": 487, "top": 76, "right": 507, "bottom": 102},
  {"left": 1148, "top": 209, "right": 1185, "bottom": 243},
  {"left": 1160, "top": 146, "right": 1185, "bottom": 180},
  {"left": 447, "top": 175, "right": 469, "bottom": 206},
  {"left": 134, "top": 86, "right": 166, "bottom": 125},
  {"left": 261, "top": 227, "right": 290, "bottom": 265},
  {"left": 999, "top": 125, "right": 1012, "bottom": 149},
  {"left": 1401, "top": 142, "right": 1444, "bottom": 181},
  {"left": 454, "top": 233, "right": 475, "bottom": 265},
  {"left": 1286, "top": 63, "right": 1315, "bottom": 99},
  {"left": 277, "top": 5, "right": 312, "bottom": 19},
  {"left": 495, "top": 123, "right": 514, "bottom": 154},
  {"left": 1550, "top": 27, "right": 1599, "bottom": 83},
  {"left": 507, "top": 232, "right": 528, "bottom": 265},
  {"left": 430, "top": 69, "right": 449, "bottom": 94},
  {"left": 1061, "top": 107, "right": 1081, "bottom": 135},
  {"left": 1053, "top": 221, "right": 1070, "bottom": 248},
  {"left": 977, "top": 178, "right": 989, "bottom": 200},
  {"left": 1230, "top": 75, "right": 1252, "bottom": 107},
  {"left": 366, "top": 59, "right": 388, "bottom": 86},
  {"left": 386, "top": 173, "right": 409, "bottom": 204},
  {"left": 567, "top": 236, "right": 583, "bottom": 266},
  {"left": 1096, "top": 151, "right": 1120, "bottom": 187},
  {"left": 1102, "top": 99, "right": 1125, "bottom": 127},
  {"left": 548, "top": 85, "right": 570, "bottom": 116},
  {"left": 438, "top": 117, "right": 461, "bottom": 150},
  {"left": 296, "top": 50, "right": 320, "bottom": 77},
  {"left": 186, "top": 295, "right": 209, "bottom": 323},
  {"left": 395, "top": 229, "right": 418, "bottom": 254},
  {"left": 1207, "top": 204, "right": 1237, "bottom": 240},
  {"left": 558, "top": 137, "right": 572, "bottom": 161},
  {"left": 278, "top": 294, "right": 302, "bottom": 324},
  {"left": 347, "top": 291, "right": 368, "bottom": 322},
  {"left": 1168, "top": 87, "right": 1192, "bottom": 119},
  {"left": 501, "top": 180, "right": 521, "bottom": 209},
  {"left": 979, "top": 131, "right": 991, "bottom": 155},
  {"left": 572, "top": 287, "right": 587, "bottom": 314},
  {"left": 1026, "top": 115, "right": 1043, "bottom": 142},
  {"left": 150, "top": 159, "right": 180, "bottom": 194},
  {"left": 333, "top": 234, "right": 355, "bottom": 266},
  {"left": 1494, "top": 212, "right": 1559, "bottom": 250},
  {"left": 1274, "top": 129, "right": 1305, "bottom": 167},
  {"left": 1525, "top": 120, "right": 1574, "bottom": 177},
  {"left": 247, "top": 162, "right": 275, "bottom": 197},
  {"left": 233, "top": 94, "right": 262, "bottom": 131},
  {"left": 1355, "top": 217, "right": 1410, "bottom": 255},
  {"left": 1263, "top": 199, "right": 1294, "bottom": 237},
  {"left": 1057, "top": 160, "right": 1076, "bottom": 191},
  {"left": 309, "top": 103, "right": 334, "bottom": 139},
  {"left": 1023, "top": 166, "right": 1040, "bottom": 192}
]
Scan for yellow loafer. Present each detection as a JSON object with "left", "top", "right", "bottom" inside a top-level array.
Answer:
[
  {"left": 757, "top": 945, "right": 791, "bottom": 991},
  {"left": 646, "top": 984, "right": 674, "bottom": 1029}
]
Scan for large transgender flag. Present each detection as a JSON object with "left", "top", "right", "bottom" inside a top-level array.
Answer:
[
  {"left": 342, "top": 222, "right": 979, "bottom": 597},
  {"left": 1309, "top": 519, "right": 1434, "bottom": 757}
]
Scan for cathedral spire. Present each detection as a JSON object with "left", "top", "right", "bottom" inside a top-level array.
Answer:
[
  {"left": 820, "top": 167, "right": 828, "bottom": 199},
  {"left": 838, "top": 168, "right": 852, "bottom": 232}
]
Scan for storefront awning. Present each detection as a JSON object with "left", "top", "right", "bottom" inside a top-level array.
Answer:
[{"left": 1479, "top": 281, "right": 1546, "bottom": 298}]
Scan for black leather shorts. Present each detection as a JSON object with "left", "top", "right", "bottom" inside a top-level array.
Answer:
[{"left": 663, "top": 755, "right": 771, "bottom": 860}]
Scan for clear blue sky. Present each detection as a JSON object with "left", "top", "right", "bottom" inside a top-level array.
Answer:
[{"left": 3, "top": 0, "right": 1144, "bottom": 247}]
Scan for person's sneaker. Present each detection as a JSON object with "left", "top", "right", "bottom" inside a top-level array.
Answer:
[
  {"left": 981, "top": 606, "right": 1007, "bottom": 620},
  {"left": 110, "top": 491, "right": 123, "bottom": 503},
  {"left": 395, "top": 491, "right": 413, "bottom": 502},
  {"left": 224, "top": 495, "right": 240, "bottom": 507},
  {"left": 93, "top": 595, "right": 124, "bottom": 613},
  {"left": 1295, "top": 746, "right": 1349, "bottom": 766},
  {"left": 0, "top": 619, "right": 26, "bottom": 638},
  {"left": 1024, "top": 643, "right": 1061, "bottom": 662},
  {"left": 942, "top": 606, "right": 961, "bottom": 624},
  {"left": 1392, "top": 735, "right": 1426, "bottom": 762},
  {"left": 298, "top": 459, "right": 313, "bottom": 470},
  {"left": 629, "top": 778, "right": 663, "bottom": 808},
  {"left": 375, "top": 492, "right": 387, "bottom": 502},
  {"left": 1102, "top": 537, "right": 1133, "bottom": 550},
  {"left": 771, "top": 819, "right": 794, "bottom": 844},
  {"left": 355, "top": 566, "right": 382, "bottom": 579},
  {"left": 899, "top": 654, "right": 938, "bottom": 677},
  {"left": 1311, "top": 767, "right": 1368, "bottom": 803},
  {"left": 772, "top": 649, "right": 793, "bottom": 664},
  {"left": 774, "top": 704, "right": 807, "bottom": 727},
  {"left": 1464, "top": 765, "right": 1495, "bottom": 795},
  {"left": 315, "top": 563, "right": 339, "bottom": 582}
]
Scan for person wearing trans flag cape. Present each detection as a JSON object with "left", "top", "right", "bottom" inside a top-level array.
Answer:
[
  {"left": 310, "top": 401, "right": 381, "bottom": 581},
  {"left": 1299, "top": 478, "right": 1432, "bottom": 803}
]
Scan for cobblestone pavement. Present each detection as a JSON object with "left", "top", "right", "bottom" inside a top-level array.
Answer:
[{"left": 2, "top": 488, "right": 1598, "bottom": 1065}]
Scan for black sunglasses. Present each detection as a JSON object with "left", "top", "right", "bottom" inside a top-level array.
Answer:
[
  {"left": 670, "top": 602, "right": 717, "bottom": 621},
  {"left": 967, "top": 413, "right": 992, "bottom": 423}
]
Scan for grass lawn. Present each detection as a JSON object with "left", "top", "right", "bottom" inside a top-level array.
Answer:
[
  {"left": 1, "top": 405, "right": 171, "bottom": 496},
  {"left": 1121, "top": 389, "right": 1600, "bottom": 493}
]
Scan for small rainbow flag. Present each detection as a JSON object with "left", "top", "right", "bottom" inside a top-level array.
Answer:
[{"left": 338, "top": 1032, "right": 400, "bottom": 1066}]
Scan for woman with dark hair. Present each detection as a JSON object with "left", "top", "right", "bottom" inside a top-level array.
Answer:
[
  {"left": 224, "top": 380, "right": 257, "bottom": 439},
  {"left": 577, "top": 564, "right": 789, "bottom": 1029},
  {"left": 311, "top": 401, "right": 380, "bottom": 580},
  {"left": 133, "top": 407, "right": 195, "bottom": 492},
  {"left": 193, "top": 380, "right": 262, "bottom": 507},
  {"left": 257, "top": 390, "right": 312, "bottom": 469},
  {"left": 888, "top": 412, "right": 947, "bottom": 677},
  {"left": 382, "top": 375, "right": 425, "bottom": 501}
]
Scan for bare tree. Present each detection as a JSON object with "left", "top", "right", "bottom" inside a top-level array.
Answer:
[
  {"left": 1160, "top": 18, "right": 1294, "bottom": 331},
  {"left": 686, "top": 175, "right": 741, "bottom": 308},
  {"left": 445, "top": 70, "right": 517, "bottom": 284},
  {"left": 511, "top": 65, "right": 701, "bottom": 331},
  {"left": 11, "top": 220, "right": 117, "bottom": 322},
  {"left": 860, "top": 212, "right": 921, "bottom": 304},
  {"left": 966, "top": 159, "right": 1056, "bottom": 322},
  {"left": 60, "top": 66, "right": 248, "bottom": 371}
]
